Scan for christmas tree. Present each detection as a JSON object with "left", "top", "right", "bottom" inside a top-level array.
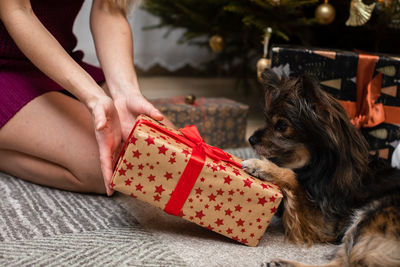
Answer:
[{"left": 142, "top": 0, "right": 400, "bottom": 84}]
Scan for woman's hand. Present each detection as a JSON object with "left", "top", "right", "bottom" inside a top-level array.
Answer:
[
  {"left": 89, "top": 95, "right": 122, "bottom": 196},
  {"left": 113, "top": 91, "right": 164, "bottom": 141}
]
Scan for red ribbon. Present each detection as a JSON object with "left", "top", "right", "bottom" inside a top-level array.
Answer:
[
  {"left": 138, "top": 119, "right": 241, "bottom": 216},
  {"left": 352, "top": 54, "right": 384, "bottom": 128},
  {"left": 338, "top": 53, "right": 400, "bottom": 128}
]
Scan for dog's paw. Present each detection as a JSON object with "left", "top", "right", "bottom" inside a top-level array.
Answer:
[
  {"left": 264, "top": 259, "right": 294, "bottom": 267},
  {"left": 241, "top": 158, "right": 274, "bottom": 181}
]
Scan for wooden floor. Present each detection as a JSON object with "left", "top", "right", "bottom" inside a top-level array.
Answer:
[{"left": 139, "top": 76, "right": 264, "bottom": 144}]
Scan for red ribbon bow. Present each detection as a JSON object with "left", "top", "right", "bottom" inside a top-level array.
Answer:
[
  {"left": 337, "top": 53, "right": 400, "bottom": 128},
  {"left": 137, "top": 119, "right": 241, "bottom": 216},
  {"left": 351, "top": 54, "right": 384, "bottom": 129}
]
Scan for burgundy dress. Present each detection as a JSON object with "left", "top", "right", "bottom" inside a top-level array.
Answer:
[{"left": 0, "top": 0, "right": 105, "bottom": 128}]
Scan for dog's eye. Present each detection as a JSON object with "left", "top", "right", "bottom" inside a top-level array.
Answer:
[{"left": 274, "top": 119, "right": 288, "bottom": 132}]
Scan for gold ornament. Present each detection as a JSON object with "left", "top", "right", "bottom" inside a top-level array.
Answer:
[
  {"left": 257, "top": 58, "right": 271, "bottom": 81},
  {"left": 315, "top": 0, "right": 336, "bottom": 25},
  {"left": 346, "top": 0, "right": 376, "bottom": 26},
  {"left": 209, "top": 35, "right": 224, "bottom": 52},
  {"left": 184, "top": 94, "right": 196, "bottom": 105},
  {"left": 257, "top": 27, "right": 272, "bottom": 82}
]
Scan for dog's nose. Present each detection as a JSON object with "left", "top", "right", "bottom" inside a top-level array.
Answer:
[{"left": 248, "top": 134, "right": 259, "bottom": 146}]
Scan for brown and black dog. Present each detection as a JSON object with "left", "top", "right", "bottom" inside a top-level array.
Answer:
[{"left": 242, "top": 70, "right": 400, "bottom": 266}]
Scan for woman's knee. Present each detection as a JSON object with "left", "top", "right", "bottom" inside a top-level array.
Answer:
[{"left": 71, "top": 165, "right": 106, "bottom": 194}]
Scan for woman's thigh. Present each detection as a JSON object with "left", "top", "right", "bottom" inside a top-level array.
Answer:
[{"left": 0, "top": 91, "right": 105, "bottom": 193}]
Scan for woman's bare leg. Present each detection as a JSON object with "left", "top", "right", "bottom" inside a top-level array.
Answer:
[{"left": 0, "top": 91, "right": 106, "bottom": 194}]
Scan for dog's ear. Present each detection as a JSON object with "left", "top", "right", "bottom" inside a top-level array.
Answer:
[
  {"left": 261, "top": 69, "right": 282, "bottom": 105},
  {"left": 296, "top": 74, "right": 321, "bottom": 103}
]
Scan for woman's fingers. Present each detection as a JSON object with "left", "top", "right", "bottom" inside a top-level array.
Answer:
[{"left": 91, "top": 97, "right": 121, "bottom": 196}]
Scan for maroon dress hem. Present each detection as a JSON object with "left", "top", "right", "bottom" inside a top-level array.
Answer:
[{"left": 0, "top": 0, "right": 105, "bottom": 129}]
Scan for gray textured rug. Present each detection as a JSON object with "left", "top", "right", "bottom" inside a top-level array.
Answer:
[{"left": 0, "top": 148, "right": 335, "bottom": 266}]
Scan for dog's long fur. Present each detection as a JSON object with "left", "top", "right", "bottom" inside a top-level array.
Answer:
[{"left": 242, "top": 70, "right": 400, "bottom": 267}]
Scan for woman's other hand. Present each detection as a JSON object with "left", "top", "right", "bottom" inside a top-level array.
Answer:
[{"left": 89, "top": 95, "right": 122, "bottom": 196}]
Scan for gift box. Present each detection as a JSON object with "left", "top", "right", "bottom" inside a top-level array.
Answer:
[
  {"left": 151, "top": 97, "right": 249, "bottom": 149},
  {"left": 271, "top": 45, "right": 400, "bottom": 161},
  {"left": 111, "top": 115, "right": 282, "bottom": 246}
]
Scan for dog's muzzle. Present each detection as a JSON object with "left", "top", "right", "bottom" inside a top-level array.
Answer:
[{"left": 248, "top": 129, "right": 263, "bottom": 146}]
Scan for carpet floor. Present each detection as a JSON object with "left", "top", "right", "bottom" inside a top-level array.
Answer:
[{"left": 0, "top": 148, "right": 335, "bottom": 266}]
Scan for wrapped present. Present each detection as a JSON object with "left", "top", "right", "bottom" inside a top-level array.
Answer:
[
  {"left": 111, "top": 115, "right": 282, "bottom": 246},
  {"left": 151, "top": 97, "right": 249, "bottom": 149},
  {"left": 271, "top": 45, "right": 400, "bottom": 161}
]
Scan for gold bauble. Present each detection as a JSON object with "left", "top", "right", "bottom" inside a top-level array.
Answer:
[
  {"left": 184, "top": 94, "right": 196, "bottom": 105},
  {"left": 256, "top": 57, "right": 271, "bottom": 82},
  {"left": 315, "top": 2, "right": 336, "bottom": 25},
  {"left": 346, "top": 0, "right": 375, "bottom": 26},
  {"left": 209, "top": 35, "right": 224, "bottom": 52}
]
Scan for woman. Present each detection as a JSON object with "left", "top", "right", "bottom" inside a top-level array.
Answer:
[{"left": 0, "top": 0, "right": 168, "bottom": 196}]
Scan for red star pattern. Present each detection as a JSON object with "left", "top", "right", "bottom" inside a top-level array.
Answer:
[
  {"left": 258, "top": 197, "right": 268, "bottom": 206},
  {"left": 164, "top": 172, "right": 173, "bottom": 180},
  {"left": 145, "top": 136, "right": 155, "bottom": 145},
  {"left": 195, "top": 210, "right": 205, "bottom": 219},
  {"left": 132, "top": 149, "right": 141, "bottom": 159},
  {"left": 135, "top": 183, "right": 143, "bottom": 191},
  {"left": 112, "top": 118, "right": 283, "bottom": 247},
  {"left": 224, "top": 175, "right": 232, "bottom": 184},
  {"left": 236, "top": 219, "right": 245, "bottom": 226},
  {"left": 195, "top": 187, "right": 203, "bottom": 195},
  {"left": 214, "top": 204, "right": 221, "bottom": 211},
  {"left": 153, "top": 194, "right": 161, "bottom": 202},
  {"left": 182, "top": 149, "right": 190, "bottom": 157},
  {"left": 224, "top": 208, "right": 233, "bottom": 216},
  {"left": 261, "top": 183, "right": 271, "bottom": 190},
  {"left": 130, "top": 136, "right": 137, "bottom": 144},
  {"left": 233, "top": 169, "right": 241, "bottom": 176},
  {"left": 147, "top": 174, "right": 155, "bottom": 182},
  {"left": 215, "top": 218, "right": 224, "bottom": 227},
  {"left": 154, "top": 185, "right": 165, "bottom": 194},
  {"left": 158, "top": 145, "right": 168, "bottom": 154},
  {"left": 118, "top": 168, "right": 126, "bottom": 176},
  {"left": 234, "top": 204, "right": 243, "bottom": 212},
  {"left": 218, "top": 165, "right": 226, "bottom": 171},
  {"left": 126, "top": 163, "right": 133, "bottom": 170},
  {"left": 243, "top": 178, "right": 253, "bottom": 188},
  {"left": 207, "top": 193, "right": 216, "bottom": 201}
]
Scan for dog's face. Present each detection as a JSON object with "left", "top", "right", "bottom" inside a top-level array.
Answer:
[{"left": 249, "top": 70, "right": 360, "bottom": 170}]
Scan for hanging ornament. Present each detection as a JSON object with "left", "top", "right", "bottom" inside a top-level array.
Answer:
[
  {"left": 346, "top": 0, "right": 376, "bottom": 26},
  {"left": 256, "top": 27, "right": 272, "bottom": 82},
  {"left": 272, "top": 0, "right": 281, "bottom": 5},
  {"left": 209, "top": 34, "right": 224, "bottom": 52},
  {"left": 315, "top": 0, "right": 336, "bottom": 25}
]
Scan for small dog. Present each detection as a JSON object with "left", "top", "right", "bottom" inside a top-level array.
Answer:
[{"left": 242, "top": 70, "right": 400, "bottom": 266}]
